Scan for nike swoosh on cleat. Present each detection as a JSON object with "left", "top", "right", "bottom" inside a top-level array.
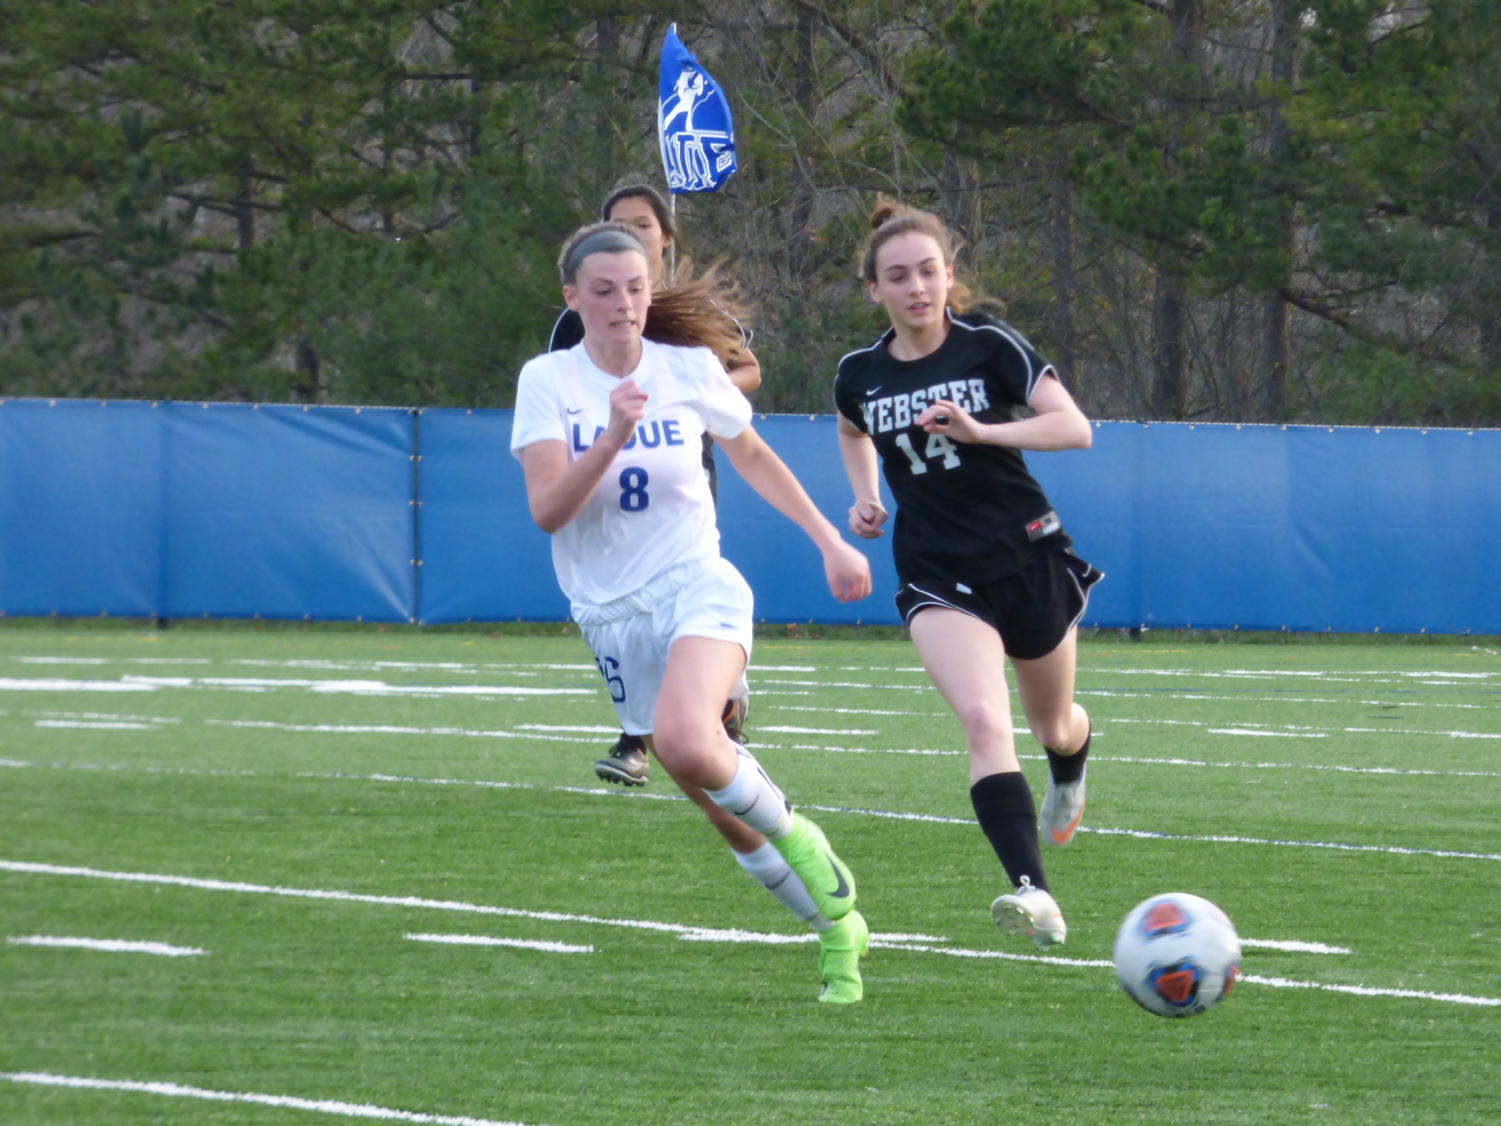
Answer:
[
  {"left": 1051, "top": 809, "right": 1084, "bottom": 845},
  {"left": 824, "top": 851, "right": 850, "bottom": 898}
]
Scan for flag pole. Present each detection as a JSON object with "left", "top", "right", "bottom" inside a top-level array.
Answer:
[
  {"left": 667, "top": 195, "right": 677, "bottom": 284},
  {"left": 665, "top": 23, "right": 678, "bottom": 285}
]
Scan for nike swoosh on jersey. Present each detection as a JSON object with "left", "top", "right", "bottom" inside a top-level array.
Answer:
[{"left": 864, "top": 386, "right": 883, "bottom": 396}]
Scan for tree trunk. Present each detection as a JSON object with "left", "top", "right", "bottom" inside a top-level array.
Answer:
[
  {"left": 787, "top": 6, "right": 816, "bottom": 278},
  {"left": 1482, "top": 196, "right": 1501, "bottom": 375},
  {"left": 1149, "top": 0, "right": 1201, "bottom": 420},
  {"left": 294, "top": 337, "right": 324, "bottom": 404},
  {"left": 236, "top": 174, "right": 254, "bottom": 252},
  {"left": 1151, "top": 271, "right": 1188, "bottom": 418},
  {"left": 1050, "top": 164, "right": 1078, "bottom": 385},
  {"left": 1259, "top": 0, "right": 1295, "bottom": 420}
]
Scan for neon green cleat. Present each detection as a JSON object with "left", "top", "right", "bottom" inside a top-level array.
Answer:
[
  {"left": 772, "top": 812, "right": 856, "bottom": 921},
  {"left": 816, "top": 910, "right": 869, "bottom": 1004}
]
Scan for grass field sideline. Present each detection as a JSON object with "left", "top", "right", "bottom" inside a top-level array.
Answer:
[{"left": 2, "top": 623, "right": 1498, "bottom": 1125}]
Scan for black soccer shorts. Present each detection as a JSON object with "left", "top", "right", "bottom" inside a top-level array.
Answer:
[{"left": 895, "top": 548, "right": 1104, "bottom": 660}]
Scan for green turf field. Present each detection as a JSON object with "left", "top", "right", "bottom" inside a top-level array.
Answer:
[{"left": 2, "top": 623, "right": 1498, "bottom": 1125}]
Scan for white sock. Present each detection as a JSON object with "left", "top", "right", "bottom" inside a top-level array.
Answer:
[
  {"left": 733, "top": 842, "right": 831, "bottom": 932},
  {"left": 704, "top": 745, "right": 792, "bottom": 839}
]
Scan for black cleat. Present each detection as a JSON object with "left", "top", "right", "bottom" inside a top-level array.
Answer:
[
  {"left": 594, "top": 732, "right": 650, "bottom": 786},
  {"left": 721, "top": 696, "right": 749, "bottom": 745}
]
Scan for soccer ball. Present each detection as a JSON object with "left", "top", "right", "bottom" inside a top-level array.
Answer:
[{"left": 1113, "top": 892, "right": 1241, "bottom": 1018}]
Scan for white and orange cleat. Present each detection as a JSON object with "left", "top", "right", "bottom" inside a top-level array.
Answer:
[
  {"left": 991, "top": 876, "right": 1067, "bottom": 949},
  {"left": 1040, "top": 766, "right": 1086, "bottom": 847}
]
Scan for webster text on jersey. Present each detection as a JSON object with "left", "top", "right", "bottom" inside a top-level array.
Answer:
[{"left": 858, "top": 379, "right": 992, "bottom": 434}]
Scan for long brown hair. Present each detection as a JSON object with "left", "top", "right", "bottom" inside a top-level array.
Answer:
[
  {"left": 860, "top": 197, "right": 979, "bottom": 313},
  {"left": 646, "top": 263, "right": 751, "bottom": 368},
  {"left": 559, "top": 222, "right": 751, "bottom": 366}
]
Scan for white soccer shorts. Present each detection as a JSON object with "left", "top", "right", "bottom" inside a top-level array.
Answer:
[{"left": 571, "top": 556, "right": 754, "bottom": 736}]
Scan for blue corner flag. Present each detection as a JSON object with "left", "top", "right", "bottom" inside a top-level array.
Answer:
[{"left": 658, "top": 24, "right": 737, "bottom": 193}]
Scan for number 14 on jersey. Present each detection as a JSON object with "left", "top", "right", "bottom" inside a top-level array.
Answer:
[{"left": 893, "top": 431, "right": 960, "bottom": 474}]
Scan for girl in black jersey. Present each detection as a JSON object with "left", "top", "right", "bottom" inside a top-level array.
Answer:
[{"left": 834, "top": 199, "right": 1102, "bottom": 950}]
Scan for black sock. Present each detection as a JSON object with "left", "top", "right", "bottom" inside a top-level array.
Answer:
[
  {"left": 1045, "top": 722, "right": 1091, "bottom": 785},
  {"left": 969, "top": 772, "right": 1048, "bottom": 892}
]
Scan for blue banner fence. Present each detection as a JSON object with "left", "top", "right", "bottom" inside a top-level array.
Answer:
[{"left": 1, "top": 399, "right": 1496, "bottom": 634}]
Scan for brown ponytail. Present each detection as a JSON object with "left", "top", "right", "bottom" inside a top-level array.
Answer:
[
  {"left": 644, "top": 263, "right": 751, "bottom": 368},
  {"left": 859, "top": 196, "right": 978, "bottom": 312}
]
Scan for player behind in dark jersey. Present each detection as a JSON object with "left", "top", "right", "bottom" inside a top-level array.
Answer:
[
  {"left": 548, "top": 180, "right": 759, "bottom": 788},
  {"left": 834, "top": 197, "right": 1103, "bottom": 950}
]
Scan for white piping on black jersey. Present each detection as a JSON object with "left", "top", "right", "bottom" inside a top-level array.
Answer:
[
  {"left": 834, "top": 326, "right": 895, "bottom": 371},
  {"left": 946, "top": 316, "right": 1055, "bottom": 403},
  {"left": 834, "top": 313, "right": 1056, "bottom": 405},
  {"left": 548, "top": 309, "right": 576, "bottom": 352}
]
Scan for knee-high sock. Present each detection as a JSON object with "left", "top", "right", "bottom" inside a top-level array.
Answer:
[
  {"left": 704, "top": 744, "right": 793, "bottom": 839},
  {"left": 733, "top": 841, "right": 831, "bottom": 931},
  {"left": 1044, "top": 721, "right": 1091, "bottom": 785},
  {"left": 970, "top": 771, "right": 1049, "bottom": 892}
]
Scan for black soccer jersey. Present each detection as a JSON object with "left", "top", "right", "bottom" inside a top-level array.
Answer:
[
  {"left": 833, "top": 310, "right": 1072, "bottom": 585},
  {"left": 548, "top": 308, "right": 584, "bottom": 352}
]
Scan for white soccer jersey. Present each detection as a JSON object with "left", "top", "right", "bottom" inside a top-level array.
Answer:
[{"left": 509, "top": 337, "right": 753, "bottom": 606}]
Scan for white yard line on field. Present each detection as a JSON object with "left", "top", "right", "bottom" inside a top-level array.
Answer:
[
  {"left": 774, "top": 704, "right": 925, "bottom": 717},
  {"left": 35, "top": 707, "right": 1498, "bottom": 771},
  {"left": 0, "top": 674, "right": 592, "bottom": 698},
  {"left": 12, "top": 657, "right": 212, "bottom": 667},
  {"left": 0, "top": 858, "right": 704, "bottom": 936},
  {"left": 1068, "top": 823, "right": 1501, "bottom": 862},
  {"left": 1077, "top": 667, "right": 1500, "bottom": 684},
  {"left": 215, "top": 719, "right": 551, "bottom": 742},
  {"left": 6, "top": 667, "right": 1495, "bottom": 734},
  {"left": 0, "top": 1072, "right": 551, "bottom": 1126},
  {"left": 7, "top": 935, "right": 205, "bottom": 956},
  {"left": 3, "top": 858, "right": 1497, "bottom": 1008},
  {"left": 0, "top": 677, "right": 155, "bottom": 693},
  {"left": 14, "top": 651, "right": 1491, "bottom": 683},
  {"left": 1240, "top": 938, "right": 1351, "bottom": 954},
  {"left": 1100, "top": 752, "right": 1501, "bottom": 779},
  {"left": 404, "top": 934, "right": 592, "bottom": 954},
  {"left": 1079, "top": 688, "right": 1498, "bottom": 712},
  {"left": 34, "top": 720, "right": 160, "bottom": 730},
  {"left": 1233, "top": 974, "right": 1499, "bottom": 1006},
  {"left": 34, "top": 710, "right": 180, "bottom": 724},
  {"left": 516, "top": 724, "right": 631, "bottom": 734},
  {"left": 5, "top": 749, "right": 1499, "bottom": 861},
  {"left": 1107, "top": 714, "right": 1501, "bottom": 741}
]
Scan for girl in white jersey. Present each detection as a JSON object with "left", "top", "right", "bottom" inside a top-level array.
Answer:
[
  {"left": 835, "top": 199, "right": 1102, "bottom": 953},
  {"left": 548, "top": 180, "right": 759, "bottom": 789},
  {"left": 512, "top": 221, "right": 874, "bottom": 1003}
]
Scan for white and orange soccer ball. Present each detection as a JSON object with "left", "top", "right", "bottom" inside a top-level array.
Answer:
[{"left": 1113, "top": 892, "right": 1241, "bottom": 1018}]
